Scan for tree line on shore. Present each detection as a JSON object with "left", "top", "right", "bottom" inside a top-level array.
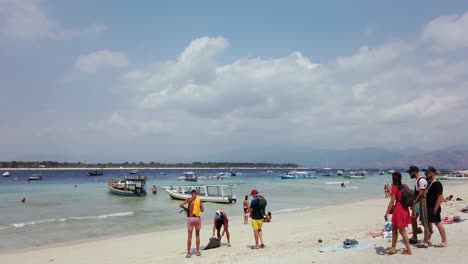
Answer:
[{"left": 1, "top": 161, "right": 299, "bottom": 169}]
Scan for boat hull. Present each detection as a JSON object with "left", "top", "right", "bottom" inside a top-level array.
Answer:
[
  {"left": 438, "top": 176, "right": 468, "bottom": 180},
  {"left": 164, "top": 189, "right": 235, "bottom": 203},
  {"left": 107, "top": 186, "right": 147, "bottom": 196},
  {"left": 343, "top": 175, "right": 366, "bottom": 179}
]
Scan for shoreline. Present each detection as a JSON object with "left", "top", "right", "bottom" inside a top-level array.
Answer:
[
  {"left": 1, "top": 183, "right": 467, "bottom": 263},
  {"left": 0, "top": 167, "right": 305, "bottom": 171}
]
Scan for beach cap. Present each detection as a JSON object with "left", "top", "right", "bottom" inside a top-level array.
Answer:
[
  {"left": 406, "top": 166, "right": 419, "bottom": 174},
  {"left": 423, "top": 166, "right": 437, "bottom": 173},
  {"left": 250, "top": 189, "right": 259, "bottom": 195},
  {"left": 214, "top": 210, "right": 221, "bottom": 219}
]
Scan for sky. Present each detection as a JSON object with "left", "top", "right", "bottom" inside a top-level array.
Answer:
[{"left": 1, "top": 0, "right": 468, "bottom": 163}]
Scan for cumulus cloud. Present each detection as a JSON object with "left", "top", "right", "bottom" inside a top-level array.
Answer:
[
  {"left": 113, "top": 31, "right": 468, "bottom": 151},
  {"left": 422, "top": 11, "right": 468, "bottom": 50},
  {"left": 69, "top": 50, "right": 129, "bottom": 78},
  {"left": 0, "top": 0, "right": 104, "bottom": 42}
]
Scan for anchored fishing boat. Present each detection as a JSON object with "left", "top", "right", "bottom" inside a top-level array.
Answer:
[
  {"left": 163, "top": 185, "right": 237, "bottom": 203},
  {"left": 343, "top": 171, "right": 367, "bottom": 179},
  {"left": 180, "top": 171, "right": 198, "bottom": 182},
  {"left": 439, "top": 170, "right": 468, "bottom": 180},
  {"left": 129, "top": 170, "right": 139, "bottom": 174},
  {"left": 107, "top": 177, "right": 147, "bottom": 196}
]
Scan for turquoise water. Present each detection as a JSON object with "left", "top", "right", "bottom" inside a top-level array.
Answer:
[{"left": 0, "top": 169, "right": 462, "bottom": 251}]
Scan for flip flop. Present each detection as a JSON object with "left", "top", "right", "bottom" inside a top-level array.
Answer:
[
  {"left": 260, "top": 244, "right": 266, "bottom": 249},
  {"left": 417, "top": 243, "right": 429, "bottom": 248},
  {"left": 434, "top": 243, "right": 447, "bottom": 248},
  {"left": 409, "top": 238, "right": 418, "bottom": 244}
]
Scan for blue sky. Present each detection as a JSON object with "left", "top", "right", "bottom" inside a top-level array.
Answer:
[{"left": 1, "top": 0, "right": 468, "bottom": 163}]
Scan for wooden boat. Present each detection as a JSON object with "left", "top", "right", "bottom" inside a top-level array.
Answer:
[
  {"left": 163, "top": 185, "right": 237, "bottom": 203},
  {"left": 28, "top": 174, "right": 42, "bottom": 181},
  {"left": 107, "top": 177, "right": 147, "bottom": 196},
  {"left": 88, "top": 169, "right": 104, "bottom": 176}
]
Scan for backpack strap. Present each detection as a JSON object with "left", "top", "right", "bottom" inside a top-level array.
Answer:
[{"left": 424, "top": 179, "right": 437, "bottom": 198}]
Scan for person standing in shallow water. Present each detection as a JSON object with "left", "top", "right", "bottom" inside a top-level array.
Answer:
[
  {"left": 243, "top": 196, "right": 249, "bottom": 224},
  {"left": 179, "top": 190, "right": 204, "bottom": 258},
  {"left": 384, "top": 171, "right": 412, "bottom": 255}
]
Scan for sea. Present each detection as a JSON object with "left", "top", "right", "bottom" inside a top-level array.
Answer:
[{"left": 0, "top": 169, "right": 462, "bottom": 251}]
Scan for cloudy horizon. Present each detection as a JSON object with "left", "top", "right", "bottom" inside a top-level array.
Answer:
[{"left": 1, "top": 0, "right": 468, "bottom": 164}]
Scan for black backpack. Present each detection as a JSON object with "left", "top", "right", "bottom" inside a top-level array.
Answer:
[{"left": 401, "top": 185, "right": 415, "bottom": 208}]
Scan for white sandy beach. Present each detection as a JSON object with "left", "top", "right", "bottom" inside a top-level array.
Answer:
[{"left": 1, "top": 183, "right": 466, "bottom": 264}]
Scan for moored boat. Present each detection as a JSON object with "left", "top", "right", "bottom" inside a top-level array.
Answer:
[
  {"left": 163, "top": 185, "right": 237, "bottom": 203},
  {"left": 182, "top": 171, "right": 198, "bottom": 182},
  {"left": 129, "top": 170, "right": 139, "bottom": 174},
  {"left": 107, "top": 177, "right": 147, "bottom": 196},
  {"left": 2, "top": 171, "right": 11, "bottom": 177},
  {"left": 88, "top": 169, "right": 104, "bottom": 176},
  {"left": 28, "top": 174, "right": 42, "bottom": 181},
  {"left": 280, "top": 170, "right": 317, "bottom": 179}
]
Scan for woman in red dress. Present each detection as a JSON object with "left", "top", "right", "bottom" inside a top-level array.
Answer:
[{"left": 384, "top": 171, "right": 412, "bottom": 255}]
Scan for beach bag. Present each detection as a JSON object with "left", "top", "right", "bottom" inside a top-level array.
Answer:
[
  {"left": 401, "top": 185, "right": 415, "bottom": 208},
  {"left": 204, "top": 237, "right": 221, "bottom": 250},
  {"left": 258, "top": 195, "right": 267, "bottom": 217}
]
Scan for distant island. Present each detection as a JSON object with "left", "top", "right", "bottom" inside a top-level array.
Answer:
[{"left": 0, "top": 161, "right": 300, "bottom": 169}]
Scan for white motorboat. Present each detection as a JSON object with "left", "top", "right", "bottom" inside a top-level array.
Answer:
[
  {"left": 379, "top": 170, "right": 385, "bottom": 175},
  {"left": 336, "top": 170, "right": 343, "bottom": 176},
  {"left": 280, "top": 170, "right": 317, "bottom": 179},
  {"left": 107, "top": 177, "right": 147, "bottom": 196},
  {"left": 163, "top": 185, "right": 237, "bottom": 204},
  {"left": 28, "top": 174, "right": 42, "bottom": 181},
  {"left": 129, "top": 170, "right": 139, "bottom": 175},
  {"left": 180, "top": 171, "right": 198, "bottom": 182},
  {"left": 2, "top": 171, "right": 11, "bottom": 177},
  {"left": 438, "top": 171, "right": 468, "bottom": 180},
  {"left": 266, "top": 170, "right": 274, "bottom": 173}
]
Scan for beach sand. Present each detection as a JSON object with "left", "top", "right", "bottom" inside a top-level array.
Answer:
[{"left": 1, "top": 183, "right": 466, "bottom": 264}]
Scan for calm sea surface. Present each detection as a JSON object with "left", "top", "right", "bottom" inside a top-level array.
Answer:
[{"left": 0, "top": 169, "right": 462, "bottom": 251}]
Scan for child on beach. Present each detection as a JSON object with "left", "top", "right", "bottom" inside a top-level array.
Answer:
[{"left": 384, "top": 171, "right": 412, "bottom": 255}]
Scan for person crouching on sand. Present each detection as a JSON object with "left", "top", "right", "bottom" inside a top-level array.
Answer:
[
  {"left": 212, "top": 210, "right": 231, "bottom": 247},
  {"left": 179, "top": 190, "right": 204, "bottom": 258},
  {"left": 384, "top": 171, "right": 412, "bottom": 255}
]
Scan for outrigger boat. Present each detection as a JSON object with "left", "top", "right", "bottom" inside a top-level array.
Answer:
[
  {"left": 438, "top": 171, "right": 468, "bottom": 180},
  {"left": 343, "top": 171, "right": 367, "bottom": 179},
  {"left": 107, "top": 177, "right": 147, "bottom": 196},
  {"left": 163, "top": 185, "right": 237, "bottom": 204}
]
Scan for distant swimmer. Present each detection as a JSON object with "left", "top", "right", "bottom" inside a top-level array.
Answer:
[
  {"left": 21, "top": 198, "right": 26, "bottom": 203},
  {"left": 152, "top": 185, "right": 157, "bottom": 194},
  {"left": 341, "top": 182, "right": 346, "bottom": 188}
]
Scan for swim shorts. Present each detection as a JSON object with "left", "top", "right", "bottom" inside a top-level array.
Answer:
[
  {"left": 251, "top": 219, "right": 263, "bottom": 230},
  {"left": 187, "top": 217, "right": 201, "bottom": 232}
]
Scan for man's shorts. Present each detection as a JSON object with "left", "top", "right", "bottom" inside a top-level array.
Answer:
[
  {"left": 187, "top": 217, "right": 201, "bottom": 232},
  {"left": 251, "top": 219, "right": 263, "bottom": 230}
]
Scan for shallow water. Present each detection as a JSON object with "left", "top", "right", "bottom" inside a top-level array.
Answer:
[{"left": 0, "top": 169, "right": 462, "bottom": 250}]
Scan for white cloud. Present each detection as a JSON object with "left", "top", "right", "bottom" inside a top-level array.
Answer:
[
  {"left": 112, "top": 34, "right": 468, "bottom": 151},
  {"left": 0, "top": 0, "right": 105, "bottom": 41},
  {"left": 70, "top": 50, "right": 129, "bottom": 78},
  {"left": 422, "top": 11, "right": 468, "bottom": 50}
]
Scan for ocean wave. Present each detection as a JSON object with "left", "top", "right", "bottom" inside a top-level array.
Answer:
[
  {"left": 0, "top": 225, "right": 10, "bottom": 230},
  {"left": 11, "top": 218, "right": 57, "bottom": 228},
  {"left": 9, "top": 211, "right": 134, "bottom": 228},
  {"left": 68, "top": 211, "right": 134, "bottom": 220}
]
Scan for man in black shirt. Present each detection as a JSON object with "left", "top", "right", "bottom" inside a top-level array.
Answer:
[{"left": 420, "top": 166, "right": 448, "bottom": 248}]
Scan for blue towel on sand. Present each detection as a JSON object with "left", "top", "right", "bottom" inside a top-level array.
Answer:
[{"left": 319, "top": 243, "right": 375, "bottom": 253}]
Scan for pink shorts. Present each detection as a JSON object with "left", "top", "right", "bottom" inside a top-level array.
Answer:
[{"left": 187, "top": 217, "right": 201, "bottom": 232}]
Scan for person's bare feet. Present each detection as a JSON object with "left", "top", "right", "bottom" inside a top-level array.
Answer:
[
  {"left": 196, "top": 251, "right": 201, "bottom": 256},
  {"left": 401, "top": 250, "right": 412, "bottom": 255}
]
